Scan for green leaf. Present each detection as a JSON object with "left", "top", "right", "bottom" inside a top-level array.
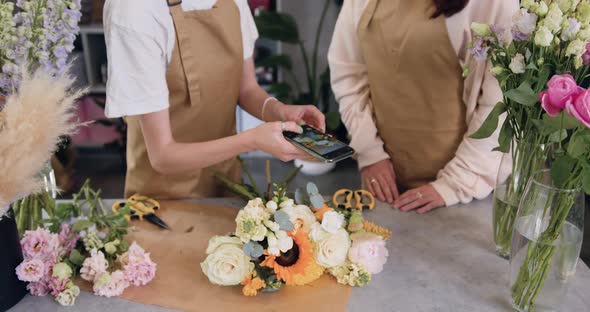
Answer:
[
  {"left": 243, "top": 242, "right": 264, "bottom": 259},
  {"left": 470, "top": 102, "right": 506, "bottom": 139},
  {"left": 116, "top": 205, "right": 131, "bottom": 216},
  {"left": 583, "top": 168, "right": 590, "bottom": 195},
  {"left": 551, "top": 155, "right": 576, "bottom": 188},
  {"left": 254, "top": 11, "right": 299, "bottom": 44},
  {"left": 257, "top": 54, "right": 293, "bottom": 70},
  {"left": 325, "top": 111, "right": 341, "bottom": 131},
  {"left": 274, "top": 210, "right": 294, "bottom": 231},
  {"left": 493, "top": 119, "right": 513, "bottom": 153},
  {"left": 68, "top": 249, "right": 85, "bottom": 266},
  {"left": 567, "top": 131, "right": 590, "bottom": 158},
  {"left": 548, "top": 129, "right": 568, "bottom": 144},
  {"left": 72, "top": 220, "right": 93, "bottom": 232},
  {"left": 505, "top": 81, "right": 538, "bottom": 106},
  {"left": 543, "top": 111, "right": 581, "bottom": 130}
]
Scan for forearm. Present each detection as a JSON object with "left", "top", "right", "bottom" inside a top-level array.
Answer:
[
  {"left": 238, "top": 85, "right": 284, "bottom": 122},
  {"left": 146, "top": 131, "right": 255, "bottom": 175}
]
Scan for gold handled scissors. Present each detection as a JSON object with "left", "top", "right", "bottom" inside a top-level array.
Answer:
[
  {"left": 332, "top": 189, "right": 375, "bottom": 210},
  {"left": 112, "top": 194, "right": 170, "bottom": 229}
]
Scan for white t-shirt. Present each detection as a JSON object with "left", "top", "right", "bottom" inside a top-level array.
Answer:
[{"left": 103, "top": 0, "right": 259, "bottom": 118}]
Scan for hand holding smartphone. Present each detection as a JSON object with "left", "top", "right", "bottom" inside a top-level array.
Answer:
[{"left": 283, "top": 125, "right": 355, "bottom": 163}]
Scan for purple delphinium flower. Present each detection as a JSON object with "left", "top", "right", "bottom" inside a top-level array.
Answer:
[{"left": 469, "top": 38, "right": 490, "bottom": 61}]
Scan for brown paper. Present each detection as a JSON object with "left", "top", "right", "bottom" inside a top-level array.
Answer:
[{"left": 111, "top": 201, "right": 352, "bottom": 312}]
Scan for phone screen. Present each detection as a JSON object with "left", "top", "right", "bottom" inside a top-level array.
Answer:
[{"left": 285, "top": 126, "right": 353, "bottom": 161}]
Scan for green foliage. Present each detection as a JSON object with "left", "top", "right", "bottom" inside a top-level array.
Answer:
[
  {"left": 255, "top": 11, "right": 299, "bottom": 44},
  {"left": 470, "top": 102, "right": 506, "bottom": 139},
  {"left": 551, "top": 155, "right": 576, "bottom": 188},
  {"left": 493, "top": 119, "right": 513, "bottom": 153},
  {"left": 543, "top": 111, "right": 581, "bottom": 130},
  {"left": 257, "top": 54, "right": 293, "bottom": 70},
  {"left": 504, "top": 81, "right": 538, "bottom": 106}
]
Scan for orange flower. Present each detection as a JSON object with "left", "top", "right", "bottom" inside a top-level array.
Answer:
[
  {"left": 261, "top": 229, "right": 316, "bottom": 285},
  {"left": 314, "top": 205, "right": 335, "bottom": 222},
  {"left": 241, "top": 275, "right": 265, "bottom": 297}
]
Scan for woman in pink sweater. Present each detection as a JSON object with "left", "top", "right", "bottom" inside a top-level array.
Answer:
[{"left": 329, "top": 0, "right": 518, "bottom": 212}]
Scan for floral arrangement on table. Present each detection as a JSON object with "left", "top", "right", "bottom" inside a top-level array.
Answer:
[
  {"left": 468, "top": 0, "right": 590, "bottom": 310},
  {"left": 14, "top": 181, "right": 157, "bottom": 306},
  {"left": 201, "top": 183, "right": 391, "bottom": 296},
  {"left": 0, "top": 0, "right": 82, "bottom": 94}
]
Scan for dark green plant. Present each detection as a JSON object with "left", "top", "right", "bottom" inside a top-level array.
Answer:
[{"left": 255, "top": 1, "right": 342, "bottom": 131}]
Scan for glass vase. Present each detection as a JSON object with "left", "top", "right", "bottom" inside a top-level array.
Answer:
[
  {"left": 509, "top": 170, "right": 585, "bottom": 312},
  {"left": 493, "top": 141, "right": 548, "bottom": 259},
  {"left": 39, "top": 160, "right": 57, "bottom": 199}
]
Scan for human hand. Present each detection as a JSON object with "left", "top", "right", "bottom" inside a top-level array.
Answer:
[
  {"left": 248, "top": 121, "right": 313, "bottom": 162},
  {"left": 275, "top": 103, "right": 326, "bottom": 131},
  {"left": 361, "top": 159, "right": 399, "bottom": 204},
  {"left": 393, "top": 184, "right": 445, "bottom": 214}
]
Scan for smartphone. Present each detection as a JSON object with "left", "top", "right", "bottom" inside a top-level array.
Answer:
[{"left": 283, "top": 125, "right": 355, "bottom": 163}]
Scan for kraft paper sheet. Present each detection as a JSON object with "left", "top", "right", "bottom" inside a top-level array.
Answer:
[{"left": 99, "top": 201, "right": 352, "bottom": 312}]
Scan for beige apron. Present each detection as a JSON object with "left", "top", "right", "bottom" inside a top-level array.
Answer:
[
  {"left": 358, "top": 0, "right": 466, "bottom": 190},
  {"left": 124, "top": 0, "right": 243, "bottom": 199}
]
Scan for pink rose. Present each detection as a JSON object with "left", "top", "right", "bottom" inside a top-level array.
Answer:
[
  {"left": 583, "top": 42, "right": 590, "bottom": 66},
  {"left": 27, "top": 280, "right": 49, "bottom": 296},
  {"left": 15, "top": 258, "right": 45, "bottom": 282},
  {"left": 347, "top": 233, "right": 389, "bottom": 274},
  {"left": 20, "top": 228, "right": 61, "bottom": 261},
  {"left": 93, "top": 271, "right": 129, "bottom": 297},
  {"left": 80, "top": 249, "right": 109, "bottom": 282},
  {"left": 540, "top": 74, "right": 584, "bottom": 117},
  {"left": 567, "top": 89, "right": 590, "bottom": 128}
]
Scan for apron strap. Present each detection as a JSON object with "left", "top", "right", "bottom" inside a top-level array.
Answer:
[{"left": 167, "top": 0, "right": 182, "bottom": 7}]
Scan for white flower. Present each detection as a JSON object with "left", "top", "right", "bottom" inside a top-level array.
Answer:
[
  {"left": 279, "top": 199, "right": 295, "bottom": 209},
  {"left": 201, "top": 236, "right": 254, "bottom": 286},
  {"left": 577, "top": 25, "right": 590, "bottom": 41},
  {"left": 235, "top": 199, "right": 271, "bottom": 242},
  {"left": 577, "top": 1, "right": 590, "bottom": 23},
  {"left": 265, "top": 201, "right": 278, "bottom": 212},
  {"left": 206, "top": 236, "right": 242, "bottom": 254},
  {"left": 263, "top": 220, "right": 280, "bottom": 232},
  {"left": 509, "top": 53, "right": 526, "bottom": 74},
  {"left": 309, "top": 222, "right": 328, "bottom": 242},
  {"left": 55, "top": 286, "right": 80, "bottom": 306},
  {"left": 512, "top": 9, "right": 538, "bottom": 38},
  {"left": 521, "top": 0, "right": 535, "bottom": 10},
  {"left": 314, "top": 228, "right": 351, "bottom": 268},
  {"left": 321, "top": 211, "right": 345, "bottom": 234},
  {"left": 566, "top": 39, "right": 586, "bottom": 56},
  {"left": 275, "top": 231, "right": 293, "bottom": 252},
  {"left": 281, "top": 204, "right": 319, "bottom": 234},
  {"left": 561, "top": 18, "right": 582, "bottom": 41},
  {"left": 556, "top": 0, "right": 578, "bottom": 13},
  {"left": 534, "top": 26, "right": 554, "bottom": 46},
  {"left": 541, "top": 3, "right": 564, "bottom": 33},
  {"left": 536, "top": 1, "right": 549, "bottom": 16},
  {"left": 490, "top": 66, "right": 505, "bottom": 77}
]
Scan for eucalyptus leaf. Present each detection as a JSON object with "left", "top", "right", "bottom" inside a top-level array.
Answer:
[
  {"left": 243, "top": 241, "right": 264, "bottom": 259},
  {"left": 548, "top": 130, "right": 568, "bottom": 144},
  {"left": 274, "top": 210, "right": 293, "bottom": 231},
  {"left": 551, "top": 155, "right": 576, "bottom": 188},
  {"left": 310, "top": 194, "right": 324, "bottom": 209},
  {"left": 306, "top": 182, "right": 319, "bottom": 195},
  {"left": 505, "top": 81, "right": 538, "bottom": 106},
  {"left": 294, "top": 188, "right": 309, "bottom": 205},
  {"left": 470, "top": 102, "right": 506, "bottom": 139}
]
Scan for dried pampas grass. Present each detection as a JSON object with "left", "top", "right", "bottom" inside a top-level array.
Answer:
[{"left": 0, "top": 69, "right": 84, "bottom": 216}]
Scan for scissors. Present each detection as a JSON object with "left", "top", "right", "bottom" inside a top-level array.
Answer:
[
  {"left": 332, "top": 189, "right": 376, "bottom": 210},
  {"left": 112, "top": 194, "right": 170, "bottom": 229}
]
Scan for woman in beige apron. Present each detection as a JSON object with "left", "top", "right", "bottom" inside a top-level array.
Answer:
[
  {"left": 329, "top": 0, "right": 517, "bottom": 212},
  {"left": 104, "top": 0, "right": 324, "bottom": 199}
]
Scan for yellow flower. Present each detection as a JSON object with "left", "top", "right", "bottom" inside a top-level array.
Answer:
[
  {"left": 241, "top": 275, "right": 265, "bottom": 297},
  {"left": 261, "top": 229, "right": 314, "bottom": 285},
  {"left": 363, "top": 221, "right": 392, "bottom": 241}
]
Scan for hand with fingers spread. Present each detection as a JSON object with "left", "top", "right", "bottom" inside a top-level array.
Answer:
[
  {"left": 393, "top": 184, "right": 445, "bottom": 214},
  {"left": 361, "top": 159, "right": 399, "bottom": 204}
]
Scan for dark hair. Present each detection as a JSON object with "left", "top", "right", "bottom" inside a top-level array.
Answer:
[{"left": 431, "top": 0, "right": 469, "bottom": 18}]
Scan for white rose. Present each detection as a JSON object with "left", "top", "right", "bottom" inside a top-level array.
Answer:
[
  {"left": 281, "top": 204, "right": 319, "bottom": 233},
  {"left": 561, "top": 18, "right": 582, "bottom": 41},
  {"left": 309, "top": 222, "right": 328, "bottom": 242},
  {"left": 534, "top": 26, "right": 554, "bottom": 47},
  {"left": 509, "top": 53, "right": 527, "bottom": 74},
  {"left": 206, "top": 236, "right": 242, "bottom": 254},
  {"left": 201, "top": 239, "right": 254, "bottom": 286},
  {"left": 321, "top": 211, "right": 345, "bottom": 233},
  {"left": 315, "top": 229, "right": 351, "bottom": 268},
  {"left": 512, "top": 9, "right": 538, "bottom": 38},
  {"left": 566, "top": 39, "right": 586, "bottom": 56}
]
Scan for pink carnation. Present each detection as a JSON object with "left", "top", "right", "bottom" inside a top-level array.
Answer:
[
  {"left": 80, "top": 249, "right": 109, "bottom": 282},
  {"left": 58, "top": 224, "right": 79, "bottom": 255},
  {"left": 93, "top": 271, "right": 129, "bottom": 297},
  {"left": 124, "top": 254, "right": 157, "bottom": 286},
  {"left": 21, "top": 228, "right": 61, "bottom": 261},
  {"left": 16, "top": 258, "right": 45, "bottom": 282},
  {"left": 47, "top": 276, "right": 69, "bottom": 297},
  {"left": 348, "top": 233, "right": 389, "bottom": 274},
  {"left": 27, "top": 280, "right": 49, "bottom": 296}
]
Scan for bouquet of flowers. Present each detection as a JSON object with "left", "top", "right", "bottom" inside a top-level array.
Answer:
[
  {"left": 468, "top": 1, "right": 590, "bottom": 310},
  {"left": 0, "top": 0, "right": 81, "bottom": 95},
  {"left": 201, "top": 183, "right": 391, "bottom": 296},
  {"left": 14, "top": 181, "right": 156, "bottom": 306}
]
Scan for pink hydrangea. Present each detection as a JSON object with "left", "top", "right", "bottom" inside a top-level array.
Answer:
[
  {"left": 124, "top": 254, "right": 157, "bottom": 286},
  {"left": 15, "top": 258, "right": 45, "bottom": 282},
  {"left": 58, "top": 224, "right": 79, "bottom": 255},
  {"left": 93, "top": 271, "right": 129, "bottom": 297},
  {"left": 27, "top": 280, "right": 49, "bottom": 296},
  {"left": 47, "top": 276, "right": 69, "bottom": 296},
  {"left": 20, "top": 228, "right": 61, "bottom": 261},
  {"left": 348, "top": 233, "right": 389, "bottom": 274},
  {"left": 80, "top": 249, "right": 109, "bottom": 282}
]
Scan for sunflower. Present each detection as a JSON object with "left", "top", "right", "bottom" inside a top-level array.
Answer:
[{"left": 261, "top": 228, "right": 320, "bottom": 286}]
